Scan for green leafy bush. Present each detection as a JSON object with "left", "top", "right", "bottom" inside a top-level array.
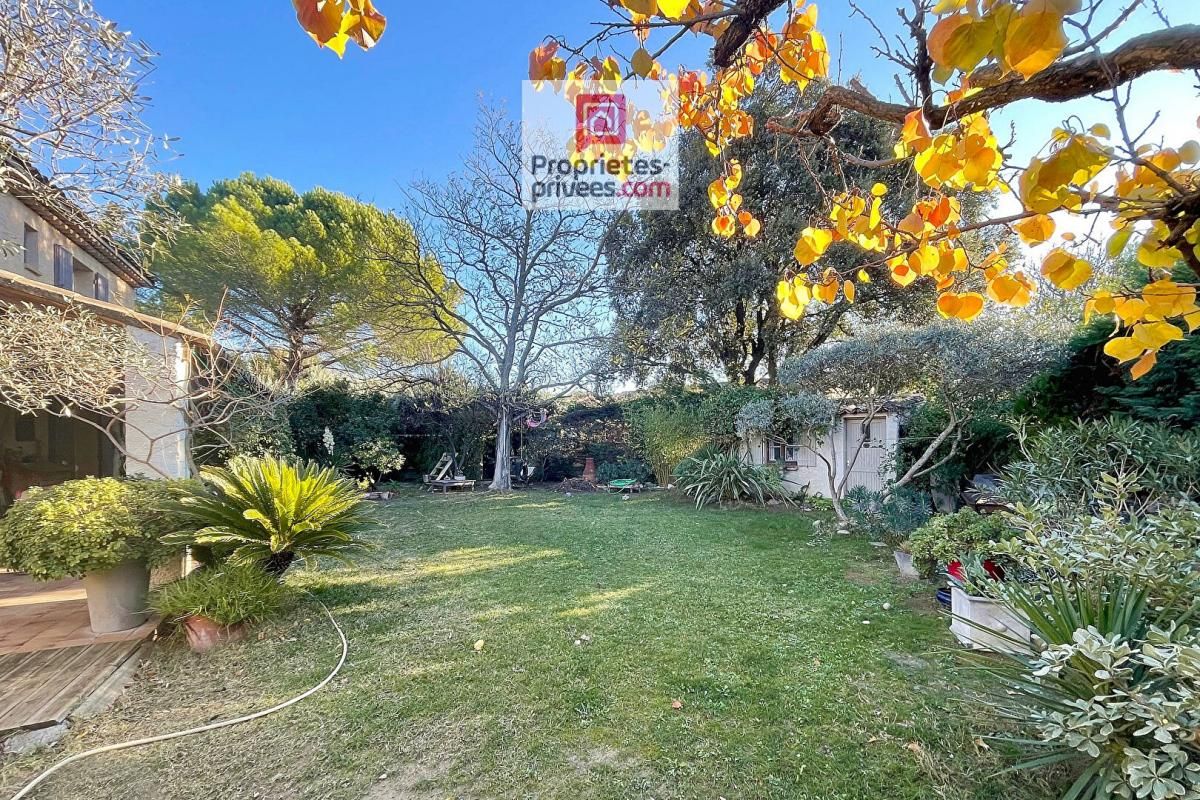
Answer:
[
  {"left": 166, "top": 456, "right": 375, "bottom": 575},
  {"left": 844, "top": 486, "right": 933, "bottom": 548},
  {"left": 1000, "top": 418, "right": 1200, "bottom": 514},
  {"left": 627, "top": 404, "right": 709, "bottom": 486},
  {"left": 288, "top": 384, "right": 408, "bottom": 484},
  {"left": 978, "top": 496, "right": 1200, "bottom": 800},
  {"left": 149, "top": 564, "right": 291, "bottom": 626},
  {"left": 905, "top": 508, "right": 1012, "bottom": 577},
  {"left": 674, "top": 452, "right": 792, "bottom": 509},
  {"left": 0, "top": 477, "right": 201, "bottom": 580}
]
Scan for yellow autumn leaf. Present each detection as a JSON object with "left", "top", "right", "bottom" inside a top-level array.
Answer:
[
  {"left": 928, "top": 14, "right": 994, "bottom": 74},
  {"left": 794, "top": 227, "right": 834, "bottom": 266},
  {"left": 936, "top": 291, "right": 985, "bottom": 321},
  {"left": 619, "top": 0, "right": 658, "bottom": 15},
  {"left": 1013, "top": 214, "right": 1055, "bottom": 245},
  {"left": 632, "top": 48, "right": 655, "bottom": 78},
  {"left": 1137, "top": 225, "right": 1183, "bottom": 268},
  {"left": 986, "top": 272, "right": 1033, "bottom": 307},
  {"left": 1106, "top": 226, "right": 1133, "bottom": 259},
  {"left": 1129, "top": 351, "right": 1157, "bottom": 380},
  {"left": 1041, "top": 249, "right": 1092, "bottom": 290},
  {"left": 739, "top": 211, "right": 761, "bottom": 238},
  {"left": 711, "top": 213, "right": 736, "bottom": 239},
  {"left": 1131, "top": 321, "right": 1184, "bottom": 349},
  {"left": 1003, "top": 8, "right": 1067, "bottom": 80},
  {"left": 708, "top": 178, "right": 729, "bottom": 209},
  {"left": 844, "top": 280, "right": 856, "bottom": 303},
  {"left": 1103, "top": 336, "right": 1146, "bottom": 363},
  {"left": 657, "top": 0, "right": 691, "bottom": 19},
  {"left": 814, "top": 278, "right": 840, "bottom": 304}
]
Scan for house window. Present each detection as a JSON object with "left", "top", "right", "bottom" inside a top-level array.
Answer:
[
  {"left": 73, "top": 258, "right": 94, "bottom": 298},
  {"left": 52, "top": 245, "right": 73, "bottom": 290},
  {"left": 22, "top": 225, "right": 39, "bottom": 272},
  {"left": 769, "top": 440, "right": 817, "bottom": 469},
  {"left": 48, "top": 416, "right": 73, "bottom": 464},
  {"left": 94, "top": 273, "right": 111, "bottom": 302},
  {"left": 14, "top": 415, "right": 37, "bottom": 443}
]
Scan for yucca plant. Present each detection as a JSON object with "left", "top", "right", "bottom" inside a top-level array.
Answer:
[
  {"left": 165, "top": 456, "right": 375, "bottom": 575},
  {"left": 674, "top": 452, "right": 793, "bottom": 509}
]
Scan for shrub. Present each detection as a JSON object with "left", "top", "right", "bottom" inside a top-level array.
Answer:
[
  {"left": 627, "top": 404, "right": 708, "bottom": 486},
  {"left": 674, "top": 452, "right": 792, "bottom": 509},
  {"left": 1000, "top": 418, "right": 1200, "bottom": 514},
  {"left": 905, "top": 508, "right": 1013, "bottom": 577},
  {"left": 843, "top": 485, "right": 933, "bottom": 548},
  {"left": 166, "top": 456, "right": 375, "bottom": 575},
  {"left": 978, "top": 496, "right": 1200, "bottom": 800},
  {"left": 0, "top": 477, "right": 201, "bottom": 580},
  {"left": 149, "top": 564, "right": 291, "bottom": 626},
  {"left": 288, "top": 385, "right": 408, "bottom": 484}
]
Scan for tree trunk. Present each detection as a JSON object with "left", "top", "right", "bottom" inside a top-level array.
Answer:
[
  {"left": 490, "top": 410, "right": 512, "bottom": 491},
  {"left": 262, "top": 551, "right": 296, "bottom": 577}
]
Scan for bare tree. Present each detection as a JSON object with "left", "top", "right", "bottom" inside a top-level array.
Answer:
[
  {"left": 0, "top": 301, "right": 290, "bottom": 479},
  {"left": 376, "top": 106, "right": 611, "bottom": 491},
  {"left": 0, "top": 0, "right": 172, "bottom": 247}
]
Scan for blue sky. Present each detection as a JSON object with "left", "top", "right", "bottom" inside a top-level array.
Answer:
[
  {"left": 98, "top": 0, "right": 1196, "bottom": 216},
  {"left": 95, "top": 1, "right": 884, "bottom": 208}
]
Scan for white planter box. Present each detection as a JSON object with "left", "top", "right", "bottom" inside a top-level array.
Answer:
[
  {"left": 949, "top": 586, "right": 1030, "bottom": 653},
  {"left": 893, "top": 550, "right": 919, "bottom": 579}
]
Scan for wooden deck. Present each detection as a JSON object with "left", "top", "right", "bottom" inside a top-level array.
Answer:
[
  {"left": 0, "top": 641, "right": 143, "bottom": 733},
  {"left": 0, "top": 574, "right": 154, "bottom": 734}
]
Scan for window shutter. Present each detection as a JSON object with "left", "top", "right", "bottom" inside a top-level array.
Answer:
[
  {"left": 53, "top": 245, "right": 73, "bottom": 290},
  {"left": 94, "top": 274, "right": 110, "bottom": 302}
]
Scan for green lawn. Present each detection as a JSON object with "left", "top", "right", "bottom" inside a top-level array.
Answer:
[{"left": 1, "top": 490, "right": 1055, "bottom": 799}]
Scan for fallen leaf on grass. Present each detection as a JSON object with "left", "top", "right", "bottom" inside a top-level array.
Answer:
[
  {"left": 671, "top": 699, "right": 684, "bottom": 710},
  {"left": 473, "top": 639, "right": 485, "bottom": 651}
]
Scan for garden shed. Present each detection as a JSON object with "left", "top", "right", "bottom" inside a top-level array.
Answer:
[{"left": 741, "top": 402, "right": 907, "bottom": 497}]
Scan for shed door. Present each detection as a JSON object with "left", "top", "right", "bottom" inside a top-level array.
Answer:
[{"left": 843, "top": 416, "right": 888, "bottom": 493}]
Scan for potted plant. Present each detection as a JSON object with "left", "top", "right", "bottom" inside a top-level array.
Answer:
[
  {"left": 906, "top": 508, "right": 1013, "bottom": 579},
  {"left": 149, "top": 564, "right": 291, "bottom": 652},
  {"left": 0, "top": 478, "right": 200, "bottom": 633},
  {"left": 947, "top": 555, "right": 1030, "bottom": 653}
]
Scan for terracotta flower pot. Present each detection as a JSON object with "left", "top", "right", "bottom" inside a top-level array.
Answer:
[{"left": 181, "top": 615, "right": 246, "bottom": 653}]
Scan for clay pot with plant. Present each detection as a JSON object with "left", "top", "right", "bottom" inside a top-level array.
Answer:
[{"left": 149, "top": 564, "right": 290, "bottom": 653}]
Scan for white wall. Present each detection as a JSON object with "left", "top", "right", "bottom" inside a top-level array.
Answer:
[
  {"left": 744, "top": 412, "right": 898, "bottom": 498},
  {"left": 123, "top": 326, "right": 191, "bottom": 479},
  {"left": 0, "top": 193, "right": 135, "bottom": 308}
]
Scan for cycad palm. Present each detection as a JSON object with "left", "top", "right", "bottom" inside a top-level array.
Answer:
[{"left": 167, "top": 456, "right": 374, "bottom": 575}]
